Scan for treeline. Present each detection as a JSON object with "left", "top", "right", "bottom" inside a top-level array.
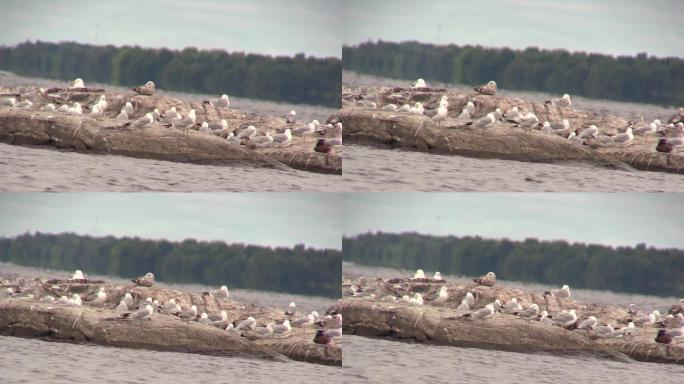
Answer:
[
  {"left": 343, "top": 40, "right": 684, "bottom": 106},
  {"left": 343, "top": 232, "right": 684, "bottom": 297},
  {"left": 0, "top": 233, "right": 341, "bottom": 298},
  {"left": 0, "top": 41, "right": 341, "bottom": 107}
]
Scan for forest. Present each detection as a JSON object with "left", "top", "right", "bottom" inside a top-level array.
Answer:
[
  {"left": 0, "top": 232, "right": 341, "bottom": 298},
  {"left": 0, "top": 41, "right": 341, "bottom": 107},
  {"left": 343, "top": 232, "right": 684, "bottom": 297},
  {"left": 343, "top": 40, "right": 684, "bottom": 106}
]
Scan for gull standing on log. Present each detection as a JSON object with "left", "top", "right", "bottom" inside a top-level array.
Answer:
[{"left": 468, "top": 113, "right": 496, "bottom": 134}]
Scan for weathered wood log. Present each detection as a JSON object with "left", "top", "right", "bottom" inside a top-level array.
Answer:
[
  {"left": 339, "top": 276, "right": 684, "bottom": 365},
  {"left": 0, "top": 87, "right": 341, "bottom": 175},
  {"left": 0, "top": 279, "right": 341, "bottom": 366},
  {"left": 338, "top": 86, "right": 684, "bottom": 174}
]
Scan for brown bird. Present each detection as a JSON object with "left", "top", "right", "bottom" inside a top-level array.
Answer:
[
  {"left": 314, "top": 138, "right": 332, "bottom": 154},
  {"left": 656, "top": 138, "right": 673, "bottom": 153},
  {"left": 474, "top": 81, "right": 497, "bottom": 95},
  {"left": 132, "top": 81, "right": 155, "bottom": 96},
  {"left": 132, "top": 272, "right": 155, "bottom": 287},
  {"left": 473, "top": 271, "right": 496, "bottom": 286},
  {"left": 313, "top": 329, "right": 332, "bottom": 345}
]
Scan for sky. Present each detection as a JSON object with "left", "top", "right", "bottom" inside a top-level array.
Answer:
[
  {"left": 0, "top": 0, "right": 341, "bottom": 58},
  {"left": 0, "top": 193, "right": 342, "bottom": 250},
  {"left": 343, "top": 193, "right": 684, "bottom": 249},
  {"left": 343, "top": 0, "right": 684, "bottom": 58}
]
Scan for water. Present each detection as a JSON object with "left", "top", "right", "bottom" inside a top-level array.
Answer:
[
  {"left": 342, "top": 144, "right": 684, "bottom": 192},
  {"left": 342, "top": 335, "right": 684, "bottom": 384},
  {"left": 0, "top": 263, "right": 340, "bottom": 383},
  {"left": 0, "top": 73, "right": 341, "bottom": 192},
  {"left": 341, "top": 262, "right": 684, "bottom": 383},
  {"left": 342, "top": 71, "right": 684, "bottom": 191}
]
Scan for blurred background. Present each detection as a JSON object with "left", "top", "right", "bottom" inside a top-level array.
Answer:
[
  {"left": 342, "top": 193, "right": 684, "bottom": 297},
  {"left": 0, "top": 0, "right": 341, "bottom": 107},
  {"left": 342, "top": 0, "right": 684, "bottom": 106},
  {"left": 0, "top": 193, "right": 341, "bottom": 298}
]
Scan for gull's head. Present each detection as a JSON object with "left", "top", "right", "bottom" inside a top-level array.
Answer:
[
  {"left": 588, "top": 316, "right": 597, "bottom": 321},
  {"left": 569, "top": 309, "right": 577, "bottom": 315},
  {"left": 200, "top": 313, "right": 208, "bottom": 319},
  {"left": 74, "top": 102, "right": 81, "bottom": 108},
  {"left": 188, "top": 109, "right": 196, "bottom": 117},
  {"left": 98, "top": 287, "right": 105, "bottom": 292},
  {"left": 563, "top": 94, "right": 570, "bottom": 99},
  {"left": 282, "top": 320, "right": 291, "bottom": 327},
  {"left": 170, "top": 106, "right": 177, "bottom": 112},
  {"left": 146, "top": 272, "right": 154, "bottom": 279},
  {"left": 530, "top": 304, "right": 540, "bottom": 310},
  {"left": 72, "top": 293, "right": 81, "bottom": 300},
  {"left": 413, "top": 293, "right": 422, "bottom": 299},
  {"left": 543, "top": 122, "right": 550, "bottom": 128},
  {"left": 434, "top": 272, "right": 442, "bottom": 279},
  {"left": 248, "top": 125, "right": 256, "bottom": 130},
  {"left": 562, "top": 285, "right": 570, "bottom": 290},
  {"left": 220, "top": 285, "right": 228, "bottom": 291},
  {"left": 487, "top": 272, "right": 496, "bottom": 278},
  {"left": 169, "top": 298, "right": 176, "bottom": 304},
  {"left": 201, "top": 122, "right": 208, "bottom": 128},
  {"left": 402, "top": 295, "right": 410, "bottom": 301},
  {"left": 146, "top": 81, "right": 155, "bottom": 87},
  {"left": 221, "top": 94, "right": 229, "bottom": 100},
  {"left": 190, "top": 305, "right": 197, "bottom": 311},
  {"left": 488, "top": 81, "right": 497, "bottom": 87},
  {"left": 440, "top": 286, "right": 448, "bottom": 293},
  {"left": 541, "top": 310, "right": 549, "bottom": 317},
  {"left": 125, "top": 293, "right": 132, "bottom": 299},
  {"left": 247, "top": 316, "right": 256, "bottom": 322},
  {"left": 289, "top": 110, "right": 296, "bottom": 116},
  {"left": 510, "top": 298, "right": 518, "bottom": 303},
  {"left": 145, "top": 297, "right": 152, "bottom": 303},
  {"left": 467, "top": 101, "right": 474, "bottom": 107},
  {"left": 289, "top": 302, "right": 296, "bottom": 308},
  {"left": 494, "top": 299, "right": 501, "bottom": 305}
]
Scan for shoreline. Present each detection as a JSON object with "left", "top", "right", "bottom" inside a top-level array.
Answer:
[
  {"left": 339, "top": 275, "right": 684, "bottom": 365},
  {"left": 0, "top": 276, "right": 341, "bottom": 366},
  {"left": 0, "top": 87, "right": 341, "bottom": 175},
  {"left": 339, "top": 86, "right": 683, "bottom": 175}
]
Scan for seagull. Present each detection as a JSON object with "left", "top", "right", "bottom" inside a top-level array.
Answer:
[
  {"left": 199, "top": 122, "right": 212, "bottom": 134},
  {"left": 568, "top": 132, "right": 584, "bottom": 145},
  {"left": 67, "top": 293, "right": 82, "bottom": 306},
  {"left": 90, "top": 105, "right": 104, "bottom": 118},
  {"left": 171, "top": 109, "right": 197, "bottom": 134},
  {"left": 237, "top": 126, "right": 257, "bottom": 140},
  {"left": 205, "top": 94, "right": 230, "bottom": 109},
  {"left": 550, "top": 119, "right": 571, "bottom": 135},
  {"left": 430, "top": 287, "right": 449, "bottom": 306},
  {"left": 72, "top": 270, "right": 85, "bottom": 280},
  {"left": 15, "top": 99, "right": 33, "bottom": 109},
  {"left": 553, "top": 309, "right": 578, "bottom": 328},
  {"left": 273, "top": 320, "right": 292, "bottom": 338},
  {"left": 91, "top": 94, "right": 107, "bottom": 111},
  {"left": 198, "top": 313, "right": 211, "bottom": 325},
  {"left": 474, "top": 81, "right": 497, "bottom": 95},
  {"left": 1, "top": 97, "right": 16, "bottom": 107},
  {"left": 274, "top": 128, "right": 292, "bottom": 146},
  {"left": 413, "top": 78, "right": 427, "bottom": 88},
  {"left": 70, "top": 78, "right": 85, "bottom": 89},
  {"left": 292, "top": 314, "right": 315, "bottom": 328},
  {"left": 128, "top": 305, "right": 154, "bottom": 328},
  {"left": 457, "top": 301, "right": 470, "bottom": 311},
  {"left": 577, "top": 316, "right": 598, "bottom": 330},
  {"left": 468, "top": 113, "right": 495, "bottom": 134},
  {"left": 179, "top": 305, "right": 198, "bottom": 328},
  {"left": 613, "top": 128, "right": 634, "bottom": 145},
  {"left": 122, "top": 293, "right": 134, "bottom": 309},
  {"left": 284, "top": 302, "right": 297, "bottom": 316},
  {"left": 432, "top": 105, "right": 448, "bottom": 128},
  {"left": 85, "top": 287, "right": 107, "bottom": 306},
  {"left": 132, "top": 81, "right": 155, "bottom": 96},
  {"left": 547, "top": 94, "right": 572, "bottom": 108},
  {"left": 545, "top": 284, "right": 571, "bottom": 298},
  {"left": 409, "top": 293, "right": 424, "bottom": 306},
  {"left": 463, "top": 101, "right": 476, "bottom": 114},
  {"left": 463, "top": 292, "right": 475, "bottom": 307},
  {"left": 413, "top": 269, "right": 426, "bottom": 279},
  {"left": 502, "top": 298, "right": 522, "bottom": 314},
  {"left": 132, "top": 272, "right": 155, "bottom": 287},
  {"left": 286, "top": 110, "right": 297, "bottom": 124},
  {"left": 57, "top": 295, "right": 70, "bottom": 304},
  {"left": 161, "top": 299, "right": 180, "bottom": 315},
  {"left": 381, "top": 104, "right": 398, "bottom": 111},
  {"left": 504, "top": 106, "right": 520, "bottom": 121},
  {"left": 249, "top": 324, "right": 273, "bottom": 339},
  {"left": 160, "top": 107, "right": 181, "bottom": 123},
  {"left": 293, "top": 122, "right": 316, "bottom": 135},
  {"left": 433, "top": 272, "right": 443, "bottom": 280},
  {"left": 518, "top": 304, "right": 540, "bottom": 324},
  {"left": 595, "top": 324, "right": 616, "bottom": 337},
  {"left": 40, "top": 295, "right": 55, "bottom": 302},
  {"left": 465, "top": 304, "right": 495, "bottom": 325},
  {"left": 122, "top": 102, "right": 134, "bottom": 115},
  {"left": 116, "top": 110, "right": 129, "bottom": 120},
  {"left": 210, "top": 286, "right": 230, "bottom": 299},
  {"left": 634, "top": 122, "right": 657, "bottom": 135},
  {"left": 539, "top": 311, "right": 553, "bottom": 326},
  {"left": 226, "top": 132, "right": 240, "bottom": 144},
  {"left": 236, "top": 317, "right": 256, "bottom": 331},
  {"left": 633, "top": 312, "right": 656, "bottom": 327},
  {"left": 225, "top": 324, "right": 243, "bottom": 336},
  {"left": 249, "top": 133, "right": 274, "bottom": 147},
  {"left": 596, "top": 135, "right": 614, "bottom": 145},
  {"left": 398, "top": 104, "right": 411, "bottom": 112},
  {"left": 579, "top": 125, "right": 599, "bottom": 139},
  {"left": 126, "top": 113, "right": 154, "bottom": 129},
  {"left": 473, "top": 272, "right": 496, "bottom": 286},
  {"left": 410, "top": 102, "right": 424, "bottom": 115}
]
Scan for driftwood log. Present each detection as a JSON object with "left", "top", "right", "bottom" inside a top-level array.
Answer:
[
  {"left": 339, "top": 86, "right": 684, "bottom": 174},
  {"left": 0, "top": 87, "right": 341, "bottom": 175},
  {"left": 339, "top": 276, "right": 684, "bottom": 365},
  {"left": 0, "top": 278, "right": 341, "bottom": 366}
]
